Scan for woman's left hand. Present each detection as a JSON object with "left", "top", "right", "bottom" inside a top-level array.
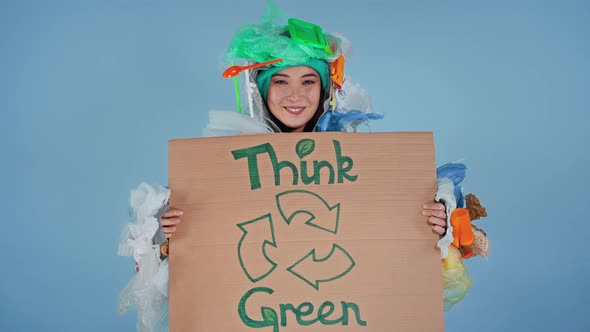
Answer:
[{"left": 422, "top": 202, "right": 447, "bottom": 235}]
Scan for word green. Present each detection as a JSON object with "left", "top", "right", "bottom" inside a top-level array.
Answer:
[
  {"left": 232, "top": 139, "right": 357, "bottom": 190},
  {"left": 238, "top": 287, "right": 367, "bottom": 332}
]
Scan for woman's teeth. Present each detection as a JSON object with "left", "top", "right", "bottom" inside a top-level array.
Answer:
[{"left": 285, "top": 107, "right": 305, "bottom": 115}]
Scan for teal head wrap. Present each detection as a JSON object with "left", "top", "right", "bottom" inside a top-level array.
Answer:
[{"left": 255, "top": 58, "right": 329, "bottom": 101}]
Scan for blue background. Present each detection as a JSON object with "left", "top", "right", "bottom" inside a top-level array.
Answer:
[{"left": 1, "top": 0, "right": 589, "bottom": 331}]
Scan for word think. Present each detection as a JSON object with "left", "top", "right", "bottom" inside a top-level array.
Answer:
[{"left": 232, "top": 139, "right": 357, "bottom": 190}]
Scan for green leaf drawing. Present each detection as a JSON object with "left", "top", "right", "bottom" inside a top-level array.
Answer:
[
  {"left": 262, "top": 307, "right": 277, "bottom": 323},
  {"left": 296, "top": 139, "right": 315, "bottom": 159}
]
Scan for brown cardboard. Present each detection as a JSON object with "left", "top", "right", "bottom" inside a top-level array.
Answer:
[{"left": 168, "top": 132, "right": 444, "bottom": 332}]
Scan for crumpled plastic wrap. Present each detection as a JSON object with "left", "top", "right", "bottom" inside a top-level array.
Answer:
[
  {"left": 442, "top": 246, "right": 473, "bottom": 311},
  {"left": 435, "top": 177, "right": 456, "bottom": 259},
  {"left": 223, "top": 0, "right": 341, "bottom": 67},
  {"left": 335, "top": 75, "right": 372, "bottom": 115},
  {"left": 118, "top": 182, "right": 170, "bottom": 332},
  {"left": 203, "top": 109, "right": 273, "bottom": 137}
]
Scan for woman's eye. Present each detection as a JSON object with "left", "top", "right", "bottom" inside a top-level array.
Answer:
[
  {"left": 273, "top": 80, "right": 287, "bottom": 85},
  {"left": 303, "top": 80, "right": 317, "bottom": 85}
]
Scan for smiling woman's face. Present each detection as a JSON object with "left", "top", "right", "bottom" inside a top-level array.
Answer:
[{"left": 266, "top": 66, "right": 322, "bottom": 132}]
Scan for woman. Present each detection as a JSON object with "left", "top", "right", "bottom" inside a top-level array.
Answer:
[{"left": 119, "top": 6, "right": 449, "bottom": 332}]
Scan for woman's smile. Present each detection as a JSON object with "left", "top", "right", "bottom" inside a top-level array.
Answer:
[{"left": 284, "top": 106, "right": 306, "bottom": 115}]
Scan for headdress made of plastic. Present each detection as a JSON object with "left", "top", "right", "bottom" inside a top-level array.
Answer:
[
  {"left": 223, "top": 0, "right": 342, "bottom": 69},
  {"left": 206, "top": 0, "right": 381, "bottom": 135}
]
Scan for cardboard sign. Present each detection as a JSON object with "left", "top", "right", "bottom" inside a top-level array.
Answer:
[{"left": 168, "top": 132, "right": 444, "bottom": 332}]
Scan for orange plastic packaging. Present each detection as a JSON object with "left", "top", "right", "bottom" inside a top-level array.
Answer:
[
  {"left": 450, "top": 208, "right": 475, "bottom": 259},
  {"left": 331, "top": 54, "right": 345, "bottom": 90}
]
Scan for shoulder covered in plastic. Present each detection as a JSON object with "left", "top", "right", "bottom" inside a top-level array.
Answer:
[
  {"left": 117, "top": 182, "right": 171, "bottom": 331},
  {"left": 203, "top": 110, "right": 273, "bottom": 137}
]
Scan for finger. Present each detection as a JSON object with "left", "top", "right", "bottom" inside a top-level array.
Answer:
[
  {"left": 163, "top": 225, "right": 177, "bottom": 234},
  {"left": 432, "top": 225, "right": 446, "bottom": 235},
  {"left": 163, "top": 208, "right": 183, "bottom": 217},
  {"left": 422, "top": 209, "right": 446, "bottom": 219},
  {"left": 423, "top": 202, "right": 445, "bottom": 211},
  {"left": 422, "top": 209, "right": 447, "bottom": 219},
  {"left": 161, "top": 217, "right": 181, "bottom": 226},
  {"left": 427, "top": 216, "right": 446, "bottom": 228},
  {"left": 162, "top": 208, "right": 184, "bottom": 218}
]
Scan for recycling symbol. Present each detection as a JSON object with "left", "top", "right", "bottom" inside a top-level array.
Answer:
[{"left": 237, "top": 190, "right": 355, "bottom": 290}]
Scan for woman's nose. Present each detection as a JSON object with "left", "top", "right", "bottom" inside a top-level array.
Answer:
[{"left": 285, "top": 86, "right": 302, "bottom": 100}]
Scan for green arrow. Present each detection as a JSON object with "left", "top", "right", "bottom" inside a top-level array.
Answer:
[
  {"left": 237, "top": 214, "right": 278, "bottom": 283},
  {"left": 286, "top": 244, "right": 356, "bottom": 290},
  {"left": 276, "top": 190, "right": 340, "bottom": 234}
]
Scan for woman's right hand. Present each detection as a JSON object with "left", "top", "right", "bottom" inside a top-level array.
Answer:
[{"left": 161, "top": 208, "right": 183, "bottom": 238}]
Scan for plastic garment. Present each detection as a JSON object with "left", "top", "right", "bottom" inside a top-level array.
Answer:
[
  {"left": 334, "top": 75, "right": 373, "bottom": 115},
  {"left": 223, "top": 0, "right": 342, "bottom": 67},
  {"left": 203, "top": 110, "right": 273, "bottom": 136},
  {"left": 442, "top": 246, "right": 473, "bottom": 311},
  {"left": 436, "top": 162, "right": 474, "bottom": 310},
  {"left": 435, "top": 177, "right": 456, "bottom": 259},
  {"left": 316, "top": 110, "right": 384, "bottom": 132},
  {"left": 437, "top": 161, "right": 467, "bottom": 208},
  {"left": 118, "top": 183, "right": 170, "bottom": 332},
  {"left": 435, "top": 161, "right": 469, "bottom": 258}
]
